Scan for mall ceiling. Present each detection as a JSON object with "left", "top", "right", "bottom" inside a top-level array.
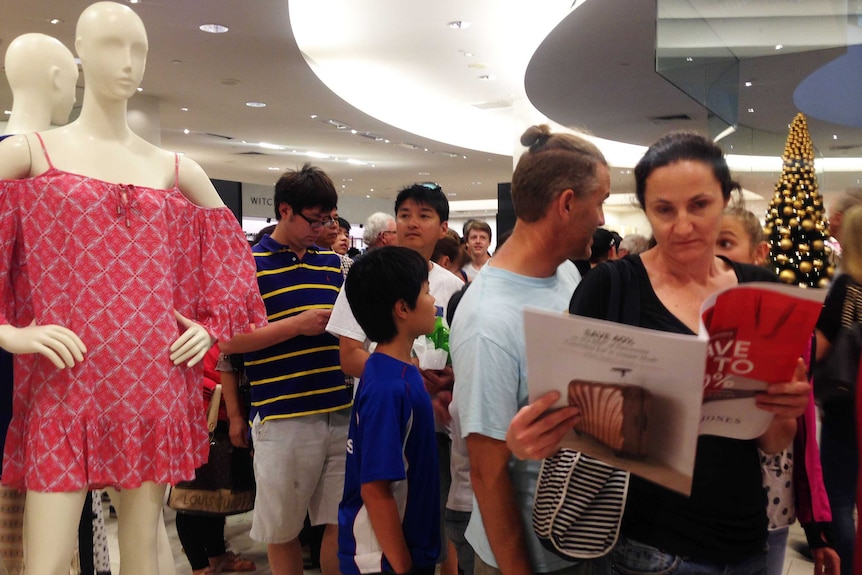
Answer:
[{"left": 2, "top": 0, "right": 862, "bottom": 205}]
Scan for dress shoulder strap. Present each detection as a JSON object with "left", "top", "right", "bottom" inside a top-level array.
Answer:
[
  {"left": 32, "top": 132, "right": 55, "bottom": 170},
  {"left": 173, "top": 153, "right": 180, "bottom": 188}
]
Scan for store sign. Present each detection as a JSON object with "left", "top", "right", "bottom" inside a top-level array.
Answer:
[{"left": 242, "top": 183, "right": 275, "bottom": 218}]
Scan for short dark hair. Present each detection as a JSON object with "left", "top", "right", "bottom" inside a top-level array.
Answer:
[
  {"left": 273, "top": 163, "right": 337, "bottom": 220},
  {"left": 345, "top": 246, "right": 429, "bottom": 343},
  {"left": 432, "top": 234, "right": 464, "bottom": 268},
  {"left": 394, "top": 183, "right": 449, "bottom": 222},
  {"left": 512, "top": 125, "right": 607, "bottom": 222},
  {"left": 337, "top": 216, "right": 351, "bottom": 233},
  {"left": 634, "top": 132, "right": 736, "bottom": 209}
]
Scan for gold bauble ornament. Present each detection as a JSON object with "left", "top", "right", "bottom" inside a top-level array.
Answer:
[
  {"left": 812, "top": 239, "right": 824, "bottom": 251},
  {"left": 801, "top": 219, "right": 815, "bottom": 232},
  {"left": 799, "top": 261, "right": 813, "bottom": 274},
  {"left": 789, "top": 218, "right": 800, "bottom": 228},
  {"left": 770, "top": 208, "right": 779, "bottom": 217},
  {"left": 825, "top": 245, "right": 833, "bottom": 256},
  {"left": 799, "top": 243, "right": 810, "bottom": 254},
  {"left": 779, "top": 227, "right": 791, "bottom": 236},
  {"left": 793, "top": 200, "right": 803, "bottom": 209},
  {"left": 775, "top": 254, "right": 789, "bottom": 265},
  {"left": 783, "top": 189, "right": 792, "bottom": 197},
  {"left": 779, "top": 269, "right": 797, "bottom": 284},
  {"left": 783, "top": 206, "right": 794, "bottom": 216},
  {"left": 813, "top": 258, "right": 824, "bottom": 269},
  {"left": 826, "top": 265, "right": 835, "bottom": 278},
  {"left": 818, "top": 278, "right": 831, "bottom": 289},
  {"left": 780, "top": 238, "right": 793, "bottom": 250}
]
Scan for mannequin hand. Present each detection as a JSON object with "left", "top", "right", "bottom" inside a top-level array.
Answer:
[
  {"left": 0, "top": 321, "right": 86, "bottom": 369},
  {"left": 506, "top": 391, "right": 580, "bottom": 460},
  {"left": 170, "top": 310, "right": 215, "bottom": 367},
  {"left": 756, "top": 358, "right": 810, "bottom": 420}
]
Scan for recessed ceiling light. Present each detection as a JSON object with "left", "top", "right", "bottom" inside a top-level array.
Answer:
[
  {"left": 370, "top": 189, "right": 374, "bottom": 192},
  {"left": 3, "top": 110, "right": 11, "bottom": 116},
  {"left": 200, "top": 23, "right": 229, "bottom": 33},
  {"left": 180, "top": 107, "right": 189, "bottom": 112},
  {"left": 129, "top": 0, "right": 140, "bottom": 4},
  {"left": 347, "top": 159, "right": 364, "bottom": 165},
  {"left": 685, "top": 57, "right": 693, "bottom": 62},
  {"left": 460, "top": 51, "right": 474, "bottom": 57},
  {"left": 350, "top": 129, "right": 358, "bottom": 134},
  {"left": 305, "top": 151, "right": 329, "bottom": 159},
  {"left": 448, "top": 21, "right": 471, "bottom": 29},
  {"left": 747, "top": 108, "right": 755, "bottom": 113},
  {"left": 366, "top": 194, "right": 371, "bottom": 198},
  {"left": 478, "top": 74, "right": 496, "bottom": 81},
  {"left": 744, "top": 81, "right": 753, "bottom": 87},
  {"left": 833, "top": 134, "right": 838, "bottom": 139},
  {"left": 183, "top": 129, "right": 190, "bottom": 135},
  {"left": 48, "top": 18, "right": 63, "bottom": 25},
  {"left": 268, "top": 167, "right": 280, "bottom": 171},
  {"left": 245, "top": 101, "right": 266, "bottom": 108},
  {"left": 310, "top": 114, "right": 318, "bottom": 119},
  {"left": 136, "top": 87, "right": 143, "bottom": 92},
  {"left": 775, "top": 44, "right": 783, "bottom": 50}
]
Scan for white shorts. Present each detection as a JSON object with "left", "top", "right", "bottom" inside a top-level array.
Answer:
[{"left": 249, "top": 409, "right": 349, "bottom": 544}]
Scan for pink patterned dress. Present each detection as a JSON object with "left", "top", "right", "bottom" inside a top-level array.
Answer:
[{"left": 0, "top": 135, "right": 267, "bottom": 492}]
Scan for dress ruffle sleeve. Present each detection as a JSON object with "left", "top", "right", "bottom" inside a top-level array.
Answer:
[{"left": 168, "top": 200, "right": 267, "bottom": 341}]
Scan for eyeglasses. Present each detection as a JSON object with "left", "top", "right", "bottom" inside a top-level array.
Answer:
[{"left": 296, "top": 211, "right": 336, "bottom": 229}]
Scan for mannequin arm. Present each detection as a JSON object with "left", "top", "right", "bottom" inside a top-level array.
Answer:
[
  {"left": 176, "top": 157, "right": 226, "bottom": 208},
  {"left": 0, "top": 322, "right": 86, "bottom": 369},
  {"left": 0, "top": 135, "right": 35, "bottom": 179},
  {"left": 170, "top": 310, "right": 215, "bottom": 367}
]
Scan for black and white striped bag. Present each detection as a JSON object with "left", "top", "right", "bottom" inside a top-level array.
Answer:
[{"left": 532, "top": 447, "right": 629, "bottom": 558}]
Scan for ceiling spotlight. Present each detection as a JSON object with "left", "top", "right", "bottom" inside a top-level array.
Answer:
[
  {"left": 350, "top": 129, "right": 358, "bottom": 134},
  {"left": 180, "top": 107, "right": 189, "bottom": 112},
  {"left": 366, "top": 194, "right": 371, "bottom": 198},
  {"left": 245, "top": 101, "right": 267, "bottom": 108},
  {"left": 744, "top": 81, "right": 753, "bottom": 87},
  {"left": 129, "top": 0, "right": 140, "bottom": 4},
  {"left": 48, "top": 18, "right": 63, "bottom": 25},
  {"left": 685, "top": 57, "right": 693, "bottom": 62},
  {"left": 3, "top": 110, "right": 11, "bottom": 116},
  {"left": 267, "top": 167, "right": 280, "bottom": 171},
  {"left": 833, "top": 134, "right": 838, "bottom": 139},
  {"left": 183, "top": 129, "right": 190, "bottom": 135},
  {"left": 309, "top": 114, "right": 318, "bottom": 119},
  {"left": 448, "top": 21, "right": 471, "bottom": 29},
  {"left": 747, "top": 108, "right": 755, "bottom": 113},
  {"left": 136, "top": 87, "right": 143, "bottom": 92},
  {"left": 774, "top": 44, "right": 783, "bottom": 50},
  {"left": 199, "top": 23, "right": 229, "bottom": 33},
  {"left": 258, "top": 142, "right": 286, "bottom": 150}
]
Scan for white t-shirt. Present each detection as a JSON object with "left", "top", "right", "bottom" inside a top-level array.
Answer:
[{"left": 327, "top": 261, "right": 464, "bottom": 345}]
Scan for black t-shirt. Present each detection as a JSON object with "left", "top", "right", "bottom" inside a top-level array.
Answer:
[{"left": 568, "top": 254, "right": 776, "bottom": 563}]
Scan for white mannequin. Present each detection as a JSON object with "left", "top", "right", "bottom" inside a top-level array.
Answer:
[
  {"left": 3, "top": 33, "right": 78, "bottom": 136},
  {"left": 0, "top": 3, "right": 223, "bottom": 574}
]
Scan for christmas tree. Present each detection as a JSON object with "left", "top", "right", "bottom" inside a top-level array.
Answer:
[{"left": 764, "top": 113, "right": 834, "bottom": 287}]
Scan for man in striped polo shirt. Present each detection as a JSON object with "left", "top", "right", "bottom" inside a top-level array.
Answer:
[{"left": 220, "top": 164, "right": 349, "bottom": 575}]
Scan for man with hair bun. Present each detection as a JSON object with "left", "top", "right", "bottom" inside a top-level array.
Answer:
[{"left": 451, "top": 124, "right": 608, "bottom": 575}]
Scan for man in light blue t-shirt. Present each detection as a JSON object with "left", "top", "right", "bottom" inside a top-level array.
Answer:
[{"left": 451, "top": 126, "right": 610, "bottom": 575}]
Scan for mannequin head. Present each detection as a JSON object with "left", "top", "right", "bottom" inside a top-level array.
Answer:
[
  {"left": 75, "top": 2, "right": 148, "bottom": 102},
  {"left": 4, "top": 33, "right": 78, "bottom": 133}
]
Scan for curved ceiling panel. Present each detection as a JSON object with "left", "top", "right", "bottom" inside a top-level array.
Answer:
[{"left": 289, "top": 0, "right": 573, "bottom": 156}]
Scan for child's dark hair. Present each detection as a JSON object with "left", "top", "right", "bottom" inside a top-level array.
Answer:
[
  {"left": 346, "top": 246, "right": 430, "bottom": 343},
  {"left": 394, "top": 183, "right": 449, "bottom": 222}
]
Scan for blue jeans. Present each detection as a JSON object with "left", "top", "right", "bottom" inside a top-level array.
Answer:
[
  {"left": 611, "top": 538, "right": 767, "bottom": 575},
  {"left": 765, "top": 527, "right": 789, "bottom": 575},
  {"left": 820, "top": 409, "right": 857, "bottom": 575},
  {"left": 445, "top": 508, "right": 475, "bottom": 575}
]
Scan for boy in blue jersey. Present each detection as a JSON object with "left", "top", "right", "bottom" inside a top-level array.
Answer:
[{"left": 339, "top": 246, "right": 441, "bottom": 575}]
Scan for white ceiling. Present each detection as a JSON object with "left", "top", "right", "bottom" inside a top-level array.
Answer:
[{"left": 2, "top": 0, "right": 862, "bottom": 209}]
